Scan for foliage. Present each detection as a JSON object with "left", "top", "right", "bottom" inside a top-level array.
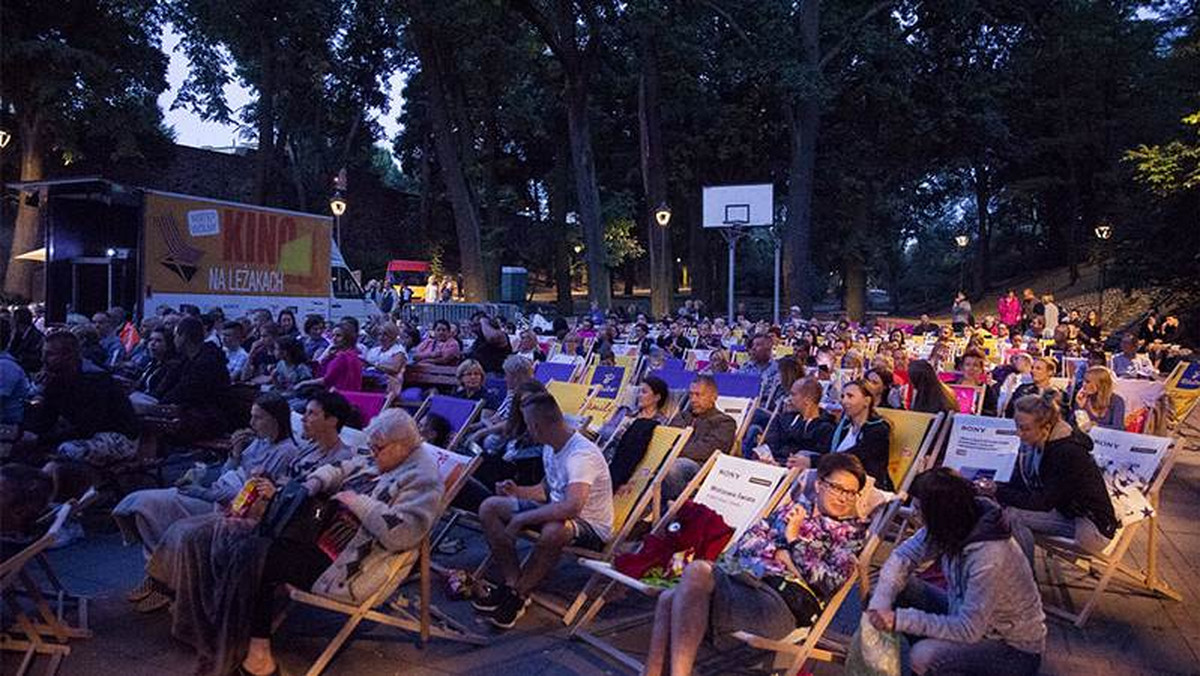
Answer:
[{"left": 1125, "top": 112, "right": 1200, "bottom": 196}]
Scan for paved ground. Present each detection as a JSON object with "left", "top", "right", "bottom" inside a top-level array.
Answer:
[{"left": 6, "top": 409, "right": 1200, "bottom": 676}]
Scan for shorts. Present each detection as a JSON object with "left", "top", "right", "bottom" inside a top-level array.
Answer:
[
  {"left": 512, "top": 498, "right": 607, "bottom": 551},
  {"left": 708, "top": 568, "right": 800, "bottom": 651}
]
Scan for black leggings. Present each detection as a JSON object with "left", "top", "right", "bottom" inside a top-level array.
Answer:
[{"left": 249, "top": 538, "right": 331, "bottom": 638}]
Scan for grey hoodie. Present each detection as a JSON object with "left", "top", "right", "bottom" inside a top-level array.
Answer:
[{"left": 868, "top": 499, "right": 1046, "bottom": 655}]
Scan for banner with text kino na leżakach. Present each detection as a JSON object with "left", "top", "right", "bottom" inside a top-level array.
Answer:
[{"left": 142, "top": 192, "right": 332, "bottom": 306}]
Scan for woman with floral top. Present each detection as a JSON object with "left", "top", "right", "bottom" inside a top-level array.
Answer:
[{"left": 642, "top": 453, "right": 874, "bottom": 676}]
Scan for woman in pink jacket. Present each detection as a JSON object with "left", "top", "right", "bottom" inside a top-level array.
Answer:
[{"left": 998, "top": 289, "right": 1022, "bottom": 329}]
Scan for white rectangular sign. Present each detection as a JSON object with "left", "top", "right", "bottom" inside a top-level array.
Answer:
[
  {"left": 943, "top": 414, "right": 1021, "bottom": 483},
  {"left": 186, "top": 209, "right": 220, "bottom": 237},
  {"left": 702, "top": 184, "right": 774, "bottom": 227},
  {"left": 693, "top": 456, "right": 789, "bottom": 542},
  {"left": 1088, "top": 427, "right": 1171, "bottom": 483}
]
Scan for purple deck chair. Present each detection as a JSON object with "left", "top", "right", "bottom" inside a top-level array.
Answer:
[
  {"left": 650, "top": 368, "right": 697, "bottom": 392},
  {"left": 420, "top": 394, "right": 483, "bottom": 449},
  {"left": 333, "top": 389, "right": 388, "bottom": 426},
  {"left": 535, "top": 361, "right": 577, "bottom": 384},
  {"left": 713, "top": 372, "right": 762, "bottom": 399},
  {"left": 661, "top": 357, "right": 686, "bottom": 371}
]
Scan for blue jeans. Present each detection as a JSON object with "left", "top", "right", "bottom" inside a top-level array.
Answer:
[
  {"left": 897, "top": 580, "right": 1041, "bottom": 676},
  {"left": 1004, "top": 506, "right": 1111, "bottom": 565}
]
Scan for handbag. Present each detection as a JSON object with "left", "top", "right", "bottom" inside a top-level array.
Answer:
[{"left": 759, "top": 574, "right": 824, "bottom": 627}]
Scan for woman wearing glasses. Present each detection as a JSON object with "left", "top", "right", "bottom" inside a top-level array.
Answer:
[{"left": 641, "top": 454, "right": 882, "bottom": 676}]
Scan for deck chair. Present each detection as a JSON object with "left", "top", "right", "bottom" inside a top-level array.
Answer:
[
  {"left": 413, "top": 394, "right": 483, "bottom": 449},
  {"left": 877, "top": 409, "right": 947, "bottom": 488},
  {"left": 729, "top": 484, "right": 900, "bottom": 676},
  {"left": 488, "top": 425, "right": 694, "bottom": 624},
  {"left": 649, "top": 368, "right": 696, "bottom": 393},
  {"left": 729, "top": 418, "right": 945, "bottom": 676},
  {"left": 333, "top": 389, "right": 389, "bottom": 426},
  {"left": 1, "top": 493, "right": 96, "bottom": 676},
  {"left": 714, "top": 372, "right": 763, "bottom": 400},
  {"left": 284, "top": 444, "right": 487, "bottom": 676},
  {"left": 683, "top": 349, "right": 713, "bottom": 371},
  {"left": 568, "top": 454, "right": 797, "bottom": 673},
  {"left": 1036, "top": 427, "right": 1181, "bottom": 628},
  {"left": 1163, "top": 361, "right": 1200, "bottom": 434},
  {"left": 716, "top": 395, "right": 758, "bottom": 453},
  {"left": 948, "top": 384, "right": 984, "bottom": 414},
  {"left": 545, "top": 380, "right": 600, "bottom": 418},
  {"left": 535, "top": 360, "right": 580, "bottom": 384}
]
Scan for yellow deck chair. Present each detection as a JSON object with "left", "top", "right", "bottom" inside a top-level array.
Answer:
[
  {"left": 878, "top": 408, "right": 947, "bottom": 488},
  {"left": 546, "top": 380, "right": 600, "bottom": 418}
]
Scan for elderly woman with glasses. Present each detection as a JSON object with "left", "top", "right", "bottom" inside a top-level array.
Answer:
[
  {"left": 642, "top": 453, "right": 883, "bottom": 676},
  {"left": 238, "top": 408, "right": 443, "bottom": 676}
]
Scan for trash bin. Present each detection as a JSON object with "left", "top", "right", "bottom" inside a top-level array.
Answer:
[{"left": 499, "top": 266, "right": 528, "bottom": 304}]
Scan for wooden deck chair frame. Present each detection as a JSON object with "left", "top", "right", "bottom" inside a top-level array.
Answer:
[
  {"left": 728, "top": 415, "right": 946, "bottom": 676},
  {"left": 1, "top": 491, "right": 97, "bottom": 676},
  {"left": 567, "top": 455, "right": 799, "bottom": 674},
  {"left": 1036, "top": 439, "right": 1182, "bottom": 628},
  {"left": 716, "top": 394, "right": 760, "bottom": 454},
  {"left": 412, "top": 394, "right": 484, "bottom": 450},
  {"left": 545, "top": 380, "right": 601, "bottom": 418},
  {"left": 282, "top": 449, "right": 487, "bottom": 676},
  {"left": 470, "top": 426, "right": 694, "bottom": 624}
]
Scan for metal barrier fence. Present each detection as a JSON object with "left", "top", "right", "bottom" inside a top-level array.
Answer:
[{"left": 405, "top": 302, "right": 521, "bottom": 326}]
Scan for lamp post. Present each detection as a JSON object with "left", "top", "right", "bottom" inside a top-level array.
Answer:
[
  {"left": 330, "top": 168, "right": 348, "bottom": 250},
  {"left": 954, "top": 234, "right": 969, "bottom": 292},
  {"left": 651, "top": 203, "right": 672, "bottom": 309},
  {"left": 1094, "top": 222, "right": 1113, "bottom": 320}
]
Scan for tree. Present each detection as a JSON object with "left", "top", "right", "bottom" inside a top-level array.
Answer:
[
  {"left": 511, "top": 0, "right": 616, "bottom": 308},
  {"left": 0, "top": 0, "right": 168, "bottom": 298}
]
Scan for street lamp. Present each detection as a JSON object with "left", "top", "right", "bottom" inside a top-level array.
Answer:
[
  {"left": 0, "top": 129, "right": 10, "bottom": 150},
  {"left": 954, "top": 234, "right": 969, "bottom": 291},
  {"left": 1094, "top": 222, "right": 1113, "bottom": 320},
  {"left": 654, "top": 203, "right": 672, "bottom": 227},
  {"left": 329, "top": 191, "right": 347, "bottom": 249}
]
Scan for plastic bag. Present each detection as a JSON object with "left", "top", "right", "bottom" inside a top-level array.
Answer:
[{"left": 844, "top": 614, "right": 902, "bottom": 676}]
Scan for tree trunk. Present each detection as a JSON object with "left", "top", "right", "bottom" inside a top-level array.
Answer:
[
  {"left": 550, "top": 150, "right": 574, "bottom": 315},
  {"left": 253, "top": 37, "right": 276, "bottom": 206},
  {"left": 843, "top": 197, "right": 868, "bottom": 322},
  {"left": 417, "top": 134, "right": 434, "bottom": 237},
  {"left": 784, "top": 97, "right": 820, "bottom": 317},
  {"left": 4, "top": 113, "right": 44, "bottom": 299},
  {"left": 410, "top": 21, "right": 487, "bottom": 302},
  {"left": 564, "top": 77, "right": 611, "bottom": 309},
  {"left": 971, "top": 163, "right": 991, "bottom": 296},
  {"left": 783, "top": 0, "right": 820, "bottom": 316},
  {"left": 638, "top": 22, "right": 671, "bottom": 319}
]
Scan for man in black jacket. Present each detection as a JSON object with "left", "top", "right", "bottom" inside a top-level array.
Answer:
[
  {"left": 161, "top": 316, "right": 232, "bottom": 442},
  {"left": 8, "top": 307, "right": 43, "bottom": 374},
  {"left": 24, "top": 331, "right": 139, "bottom": 469},
  {"left": 752, "top": 378, "right": 836, "bottom": 466}
]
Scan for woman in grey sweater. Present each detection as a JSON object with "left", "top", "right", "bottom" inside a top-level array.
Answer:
[{"left": 866, "top": 468, "right": 1045, "bottom": 676}]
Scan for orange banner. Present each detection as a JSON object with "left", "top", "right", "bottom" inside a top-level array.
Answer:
[{"left": 142, "top": 192, "right": 332, "bottom": 298}]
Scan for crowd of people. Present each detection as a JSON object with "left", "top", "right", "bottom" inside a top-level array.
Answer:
[{"left": 0, "top": 285, "right": 1190, "bottom": 676}]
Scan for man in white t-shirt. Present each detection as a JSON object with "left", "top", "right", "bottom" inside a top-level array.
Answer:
[{"left": 474, "top": 392, "right": 613, "bottom": 629}]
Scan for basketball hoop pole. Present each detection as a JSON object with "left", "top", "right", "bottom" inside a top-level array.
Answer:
[
  {"left": 720, "top": 226, "right": 747, "bottom": 323},
  {"left": 770, "top": 225, "right": 782, "bottom": 325}
]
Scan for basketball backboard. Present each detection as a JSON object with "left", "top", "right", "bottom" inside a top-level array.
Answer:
[{"left": 702, "top": 184, "right": 774, "bottom": 228}]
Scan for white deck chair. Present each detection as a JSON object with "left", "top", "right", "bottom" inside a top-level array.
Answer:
[
  {"left": 282, "top": 444, "right": 487, "bottom": 676},
  {"left": 1037, "top": 428, "right": 1181, "bottom": 627},
  {"left": 716, "top": 394, "right": 758, "bottom": 453},
  {"left": 568, "top": 454, "right": 797, "bottom": 673},
  {"left": 1, "top": 490, "right": 97, "bottom": 676},
  {"left": 729, "top": 415, "right": 946, "bottom": 676}
]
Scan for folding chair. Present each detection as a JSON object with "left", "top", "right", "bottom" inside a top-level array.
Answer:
[
  {"left": 649, "top": 368, "right": 696, "bottom": 393},
  {"left": 729, "top": 418, "right": 945, "bottom": 676},
  {"left": 948, "top": 384, "right": 984, "bottom": 414},
  {"left": 1163, "top": 361, "right": 1200, "bottom": 434},
  {"left": 413, "top": 394, "right": 484, "bottom": 449},
  {"left": 545, "top": 380, "right": 600, "bottom": 418},
  {"left": 877, "top": 409, "right": 947, "bottom": 488},
  {"left": 535, "top": 360, "right": 581, "bottom": 384},
  {"left": 1037, "top": 428, "right": 1181, "bottom": 627},
  {"left": 716, "top": 395, "right": 758, "bottom": 453},
  {"left": 332, "top": 389, "right": 389, "bottom": 426},
  {"left": 502, "top": 425, "right": 694, "bottom": 624},
  {"left": 568, "top": 454, "right": 797, "bottom": 673},
  {"left": 683, "top": 349, "right": 712, "bottom": 371},
  {"left": 713, "top": 372, "right": 763, "bottom": 400},
  {"left": 284, "top": 444, "right": 487, "bottom": 676},
  {"left": 1, "top": 494, "right": 96, "bottom": 676}
]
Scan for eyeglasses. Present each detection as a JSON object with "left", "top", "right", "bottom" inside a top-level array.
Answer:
[{"left": 819, "top": 479, "right": 861, "bottom": 500}]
